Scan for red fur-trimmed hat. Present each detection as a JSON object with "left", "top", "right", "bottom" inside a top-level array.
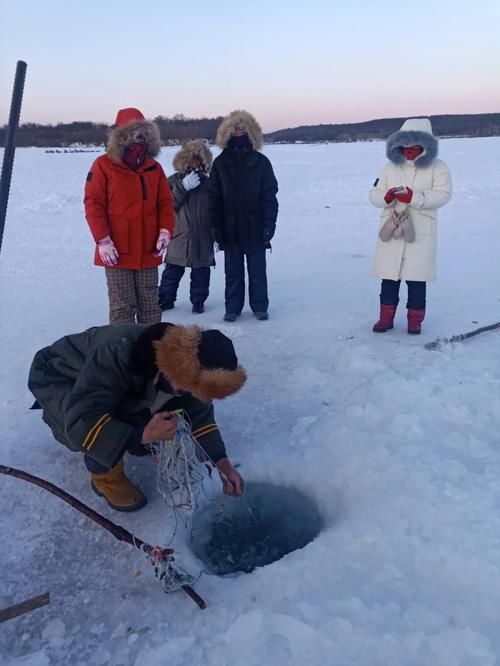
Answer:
[{"left": 114, "top": 107, "right": 145, "bottom": 127}]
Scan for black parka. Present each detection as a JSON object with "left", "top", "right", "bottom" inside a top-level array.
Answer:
[{"left": 209, "top": 148, "right": 278, "bottom": 253}]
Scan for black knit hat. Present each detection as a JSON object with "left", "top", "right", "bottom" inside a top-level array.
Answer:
[{"left": 197, "top": 330, "right": 238, "bottom": 371}]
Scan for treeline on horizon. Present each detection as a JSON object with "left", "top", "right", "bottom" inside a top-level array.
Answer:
[{"left": 1, "top": 112, "right": 499, "bottom": 148}]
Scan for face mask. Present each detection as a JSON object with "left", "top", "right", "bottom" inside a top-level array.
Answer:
[
  {"left": 228, "top": 134, "right": 251, "bottom": 150},
  {"left": 402, "top": 146, "right": 423, "bottom": 161},
  {"left": 122, "top": 142, "right": 147, "bottom": 170}
]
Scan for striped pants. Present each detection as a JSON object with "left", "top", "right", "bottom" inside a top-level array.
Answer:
[{"left": 105, "top": 267, "right": 161, "bottom": 325}]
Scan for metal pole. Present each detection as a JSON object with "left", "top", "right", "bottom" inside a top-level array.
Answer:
[{"left": 0, "top": 60, "right": 27, "bottom": 254}]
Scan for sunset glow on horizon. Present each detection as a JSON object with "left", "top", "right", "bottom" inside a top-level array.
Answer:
[{"left": 1, "top": 0, "right": 499, "bottom": 132}]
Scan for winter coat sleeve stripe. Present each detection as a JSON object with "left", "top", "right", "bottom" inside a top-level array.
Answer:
[
  {"left": 84, "top": 415, "right": 113, "bottom": 451},
  {"left": 176, "top": 395, "right": 226, "bottom": 463},
  {"left": 192, "top": 423, "right": 219, "bottom": 440},
  {"left": 81, "top": 412, "right": 111, "bottom": 449}
]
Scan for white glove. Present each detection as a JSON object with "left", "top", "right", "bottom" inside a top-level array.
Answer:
[
  {"left": 182, "top": 171, "right": 200, "bottom": 191},
  {"left": 97, "top": 236, "right": 119, "bottom": 266},
  {"left": 154, "top": 228, "right": 171, "bottom": 256}
]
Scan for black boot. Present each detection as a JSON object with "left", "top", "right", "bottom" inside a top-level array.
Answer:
[
  {"left": 192, "top": 302, "right": 204, "bottom": 314},
  {"left": 159, "top": 299, "right": 174, "bottom": 311}
]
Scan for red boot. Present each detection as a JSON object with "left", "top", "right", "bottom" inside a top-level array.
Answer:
[
  {"left": 373, "top": 304, "right": 397, "bottom": 332},
  {"left": 407, "top": 308, "right": 425, "bottom": 334}
]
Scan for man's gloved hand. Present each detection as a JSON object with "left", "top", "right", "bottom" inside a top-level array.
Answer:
[
  {"left": 263, "top": 226, "right": 274, "bottom": 243},
  {"left": 97, "top": 236, "right": 119, "bottom": 266},
  {"left": 395, "top": 187, "right": 413, "bottom": 204},
  {"left": 182, "top": 171, "right": 201, "bottom": 191},
  {"left": 384, "top": 188, "right": 397, "bottom": 204},
  {"left": 154, "top": 228, "right": 171, "bottom": 256}
]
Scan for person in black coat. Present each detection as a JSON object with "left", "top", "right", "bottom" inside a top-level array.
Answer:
[{"left": 209, "top": 110, "right": 278, "bottom": 321}]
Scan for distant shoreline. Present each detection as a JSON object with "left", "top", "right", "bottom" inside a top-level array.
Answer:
[{"left": 1, "top": 112, "right": 499, "bottom": 148}]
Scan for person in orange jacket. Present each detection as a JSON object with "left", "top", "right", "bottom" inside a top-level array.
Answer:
[{"left": 84, "top": 107, "right": 175, "bottom": 324}]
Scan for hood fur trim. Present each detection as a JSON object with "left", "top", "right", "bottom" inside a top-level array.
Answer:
[
  {"left": 107, "top": 119, "right": 161, "bottom": 161},
  {"left": 173, "top": 139, "right": 213, "bottom": 174},
  {"left": 216, "top": 110, "right": 263, "bottom": 150},
  {"left": 386, "top": 123, "right": 438, "bottom": 168},
  {"left": 154, "top": 325, "right": 247, "bottom": 401}
]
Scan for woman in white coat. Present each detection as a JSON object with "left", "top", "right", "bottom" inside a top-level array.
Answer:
[{"left": 369, "top": 118, "right": 452, "bottom": 334}]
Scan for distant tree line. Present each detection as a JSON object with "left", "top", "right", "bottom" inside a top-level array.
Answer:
[
  {"left": 1, "top": 112, "right": 499, "bottom": 147},
  {"left": 265, "top": 113, "right": 500, "bottom": 143},
  {"left": 0, "top": 114, "right": 224, "bottom": 148}
]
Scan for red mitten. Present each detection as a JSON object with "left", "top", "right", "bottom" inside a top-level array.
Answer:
[
  {"left": 395, "top": 187, "right": 413, "bottom": 204},
  {"left": 384, "top": 188, "right": 397, "bottom": 203}
]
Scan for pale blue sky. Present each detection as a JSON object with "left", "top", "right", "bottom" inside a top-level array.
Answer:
[{"left": 1, "top": 0, "right": 499, "bottom": 132}]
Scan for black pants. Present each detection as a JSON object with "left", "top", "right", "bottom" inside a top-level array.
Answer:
[
  {"left": 159, "top": 263, "right": 210, "bottom": 305},
  {"left": 224, "top": 248, "right": 268, "bottom": 315},
  {"left": 84, "top": 443, "right": 149, "bottom": 474},
  {"left": 380, "top": 279, "right": 426, "bottom": 309}
]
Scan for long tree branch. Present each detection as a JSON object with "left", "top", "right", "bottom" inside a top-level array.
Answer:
[
  {"left": 425, "top": 321, "right": 500, "bottom": 350},
  {"left": 0, "top": 464, "right": 206, "bottom": 609}
]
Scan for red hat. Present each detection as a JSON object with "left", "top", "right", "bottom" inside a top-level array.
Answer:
[{"left": 114, "top": 107, "right": 145, "bottom": 127}]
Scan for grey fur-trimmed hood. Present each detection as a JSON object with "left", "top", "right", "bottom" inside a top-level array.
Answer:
[
  {"left": 107, "top": 119, "right": 161, "bottom": 162},
  {"left": 386, "top": 118, "right": 438, "bottom": 168},
  {"left": 216, "top": 110, "right": 263, "bottom": 151},
  {"left": 173, "top": 139, "right": 213, "bottom": 174}
]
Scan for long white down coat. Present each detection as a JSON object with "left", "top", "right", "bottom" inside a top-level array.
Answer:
[{"left": 369, "top": 119, "right": 452, "bottom": 281}]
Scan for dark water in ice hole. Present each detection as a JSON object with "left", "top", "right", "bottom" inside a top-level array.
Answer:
[{"left": 190, "top": 482, "right": 324, "bottom": 575}]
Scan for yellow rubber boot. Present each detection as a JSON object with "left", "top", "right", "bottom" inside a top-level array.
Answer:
[{"left": 91, "top": 459, "right": 147, "bottom": 512}]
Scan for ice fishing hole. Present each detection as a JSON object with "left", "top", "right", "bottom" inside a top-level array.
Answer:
[{"left": 190, "top": 482, "right": 324, "bottom": 575}]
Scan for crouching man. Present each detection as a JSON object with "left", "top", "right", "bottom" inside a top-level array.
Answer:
[{"left": 28, "top": 323, "right": 246, "bottom": 511}]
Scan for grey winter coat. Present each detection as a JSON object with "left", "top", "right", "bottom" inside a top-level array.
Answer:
[{"left": 165, "top": 173, "right": 215, "bottom": 269}]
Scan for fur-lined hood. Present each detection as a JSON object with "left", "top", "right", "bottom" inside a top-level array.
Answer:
[
  {"left": 216, "top": 110, "right": 263, "bottom": 151},
  {"left": 107, "top": 119, "right": 161, "bottom": 162},
  {"left": 173, "top": 139, "right": 213, "bottom": 174},
  {"left": 386, "top": 118, "right": 438, "bottom": 168},
  {"left": 154, "top": 325, "right": 247, "bottom": 401}
]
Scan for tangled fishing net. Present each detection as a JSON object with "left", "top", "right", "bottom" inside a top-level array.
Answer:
[
  {"left": 147, "top": 410, "right": 216, "bottom": 524},
  {"left": 133, "top": 542, "right": 198, "bottom": 593},
  {"left": 138, "top": 410, "right": 218, "bottom": 592}
]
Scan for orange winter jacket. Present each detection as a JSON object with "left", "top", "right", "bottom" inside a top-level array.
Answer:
[{"left": 84, "top": 155, "right": 175, "bottom": 269}]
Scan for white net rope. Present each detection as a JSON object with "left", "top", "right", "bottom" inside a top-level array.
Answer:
[
  {"left": 133, "top": 543, "right": 198, "bottom": 593},
  {"left": 139, "top": 410, "right": 216, "bottom": 592},
  {"left": 146, "top": 410, "right": 215, "bottom": 525},
  {"left": 141, "top": 411, "right": 255, "bottom": 593}
]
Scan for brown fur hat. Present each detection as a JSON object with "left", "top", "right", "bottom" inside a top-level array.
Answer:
[
  {"left": 216, "top": 110, "right": 263, "bottom": 151},
  {"left": 107, "top": 113, "right": 161, "bottom": 162},
  {"left": 154, "top": 325, "right": 247, "bottom": 401},
  {"left": 173, "top": 139, "right": 213, "bottom": 174}
]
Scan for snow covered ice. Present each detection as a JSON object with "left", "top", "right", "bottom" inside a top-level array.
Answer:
[{"left": 1, "top": 138, "right": 500, "bottom": 665}]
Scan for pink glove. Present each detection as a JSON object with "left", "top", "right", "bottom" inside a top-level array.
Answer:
[
  {"left": 97, "top": 236, "right": 119, "bottom": 266},
  {"left": 154, "top": 228, "right": 171, "bottom": 256}
]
